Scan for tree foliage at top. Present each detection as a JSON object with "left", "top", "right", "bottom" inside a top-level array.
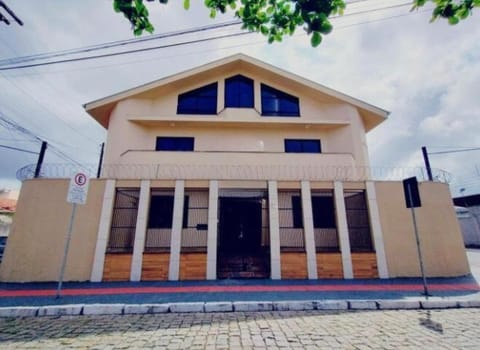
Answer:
[{"left": 113, "top": 0, "right": 479, "bottom": 47}]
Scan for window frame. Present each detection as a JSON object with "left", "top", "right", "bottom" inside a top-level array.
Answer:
[
  {"left": 224, "top": 75, "right": 254, "bottom": 108},
  {"left": 177, "top": 82, "right": 218, "bottom": 115},
  {"left": 284, "top": 139, "right": 321, "bottom": 153},
  {"left": 155, "top": 137, "right": 194, "bottom": 152},
  {"left": 261, "top": 83, "right": 300, "bottom": 117}
]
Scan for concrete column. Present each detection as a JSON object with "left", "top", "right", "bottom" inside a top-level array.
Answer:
[
  {"left": 90, "top": 180, "right": 116, "bottom": 282},
  {"left": 334, "top": 181, "right": 353, "bottom": 279},
  {"left": 301, "top": 181, "right": 318, "bottom": 279},
  {"left": 206, "top": 180, "right": 219, "bottom": 280},
  {"left": 366, "top": 181, "right": 389, "bottom": 278},
  {"left": 268, "top": 181, "right": 281, "bottom": 279},
  {"left": 130, "top": 180, "right": 150, "bottom": 281},
  {"left": 168, "top": 180, "right": 185, "bottom": 281}
]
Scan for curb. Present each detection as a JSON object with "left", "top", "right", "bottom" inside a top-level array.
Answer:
[{"left": 0, "top": 299, "right": 479, "bottom": 317}]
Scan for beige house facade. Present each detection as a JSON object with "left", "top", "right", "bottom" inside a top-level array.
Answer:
[{"left": 0, "top": 54, "right": 469, "bottom": 282}]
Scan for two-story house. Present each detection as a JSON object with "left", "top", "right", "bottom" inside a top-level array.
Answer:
[{"left": 0, "top": 54, "right": 469, "bottom": 282}]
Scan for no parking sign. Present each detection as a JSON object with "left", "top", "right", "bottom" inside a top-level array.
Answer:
[{"left": 67, "top": 172, "right": 89, "bottom": 204}]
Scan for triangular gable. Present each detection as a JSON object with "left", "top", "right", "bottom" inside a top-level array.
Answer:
[{"left": 84, "top": 53, "right": 389, "bottom": 130}]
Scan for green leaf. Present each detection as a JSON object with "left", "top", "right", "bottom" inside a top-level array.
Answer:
[
  {"left": 311, "top": 31, "right": 322, "bottom": 47},
  {"left": 448, "top": 16, "right": 460, "bottom": 24},
  {"left": 184, "top": 0, "right": 190, "bottom": 10}
]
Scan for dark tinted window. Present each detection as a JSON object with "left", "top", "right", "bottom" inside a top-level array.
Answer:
[
  {"left": 156, "top": 137, "right": 194, "bottom": 151},
  {"left": 148, "top": 195, "right": 174, "bottom": 228},
  {"left": 285, "top": 139, "right": 321, "bottom": 153},
  {"left": 261, "top": 84, "right": 300, "bottom": 116},
  {"left": 225, "top": 75, "right": 254, "bottom": 108},
  {"left": 292, "top": 196, "right": 303, "bottom": 228},
  {"left": 312, "top": 196, "right": 336, "bottom": 228},
  {"left": 177, "top": 82, "right": 217, "bottom": 114}
]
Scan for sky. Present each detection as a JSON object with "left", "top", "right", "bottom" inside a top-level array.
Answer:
[{"left": 0, "top": 0, "right": 479, "bottom": 197}]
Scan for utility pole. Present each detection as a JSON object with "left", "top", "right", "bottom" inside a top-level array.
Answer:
[
  {"left": 96, "top": 142, "right": 104, "bottom": 178},
  {"left": 422, "top": 146, "right": 433, "bottom": 181},
  {"left": 34, "top": 141, "right": 47, "bottom": 178}
]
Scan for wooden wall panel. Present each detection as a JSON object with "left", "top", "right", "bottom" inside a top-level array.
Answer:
[
  {"left": 103, "top": 253, "right": 132, "bottom": 282},
  {"left": 179, "top": 253, "right": 207, "bottom": 280},
  {"left": 281, "top": 252, "right": 308, "bottom": 279},
  {"left": 316, "top": 253, "right": 343, "bottom": 278},
  {"left": 352, "top": 252, "right": 378, "bottom": 278},
  {"left": 141, "top": 253, "right": 170, "bottom": 281}
]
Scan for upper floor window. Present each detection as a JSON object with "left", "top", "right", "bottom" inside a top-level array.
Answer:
[
  {"left": 225, "top": 75, "right": 254, "bottom": 108},
  {"left": 284, "top": 139, "right": 321, "bottom": 153},
  {"left": 261, "top": 83, "right": 300, "bottom": 116},
  {"left": 177, "top": 82, "right": 217, "bottom": 114},
  {"left": 156, "top": 137, "right": 194, "bottom": 151}
]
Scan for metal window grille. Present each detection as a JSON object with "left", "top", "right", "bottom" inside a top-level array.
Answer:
[
  {"left": 278, "top": 191, "right": 305, "bottom": 252},
  {"left": 181, "top": 190, "right": 209, "bottom": 252},
  {"left": 344, "top": 190, "right": 373, "bottom": 252},
  {"left": 312, "top": 191, "right": 340, "bottom": 252},
  {"left": 107, "top": 188, "right": 140, "bottom": 253}
]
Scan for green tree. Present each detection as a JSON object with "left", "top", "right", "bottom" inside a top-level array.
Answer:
[{"left": 113, "top": 0, "right": 478, "bottom": 47}]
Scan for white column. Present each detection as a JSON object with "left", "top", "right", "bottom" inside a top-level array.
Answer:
[
  {"left": 366, "top": 181, "right": 389, "bottom": 278},
  {"left": 334, "top": 181, "right": 354, "bottom": 279},
  {"left": 168, "top": 180, "right": 185, "bottom": 281},
  {"left": 90, "top": 180, "right": 116, "bottom": 282},
  {"left": 130, "top": 180, "right": 150, "bottom": 281},
  {"left": 206, "top": 180, "right": 219, "bottom": 280},
  {"left": 301, "top": 181, "right": 318, "bottom": 279},
  {"left": 268, "top": 181, "right": 281, "bottom": 280}
]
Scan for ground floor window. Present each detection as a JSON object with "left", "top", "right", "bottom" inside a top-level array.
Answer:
[
  {"left": 279, "top": 191, "right": 305, "bottom": 252},
  {"left": 181, "top": 190, "right": 209, "bottom": 252},
  {"left": 344, "top": 190, "right": 373, "bottom": 252},
  {"left": 107, "top": 188, "right": 140, "bottom": 253},
  {"left": 145, "top": 189, "right": 175, "bottom": 252},
  {"left": 312, "top": 191, "right": 339, "bottom": 252}
]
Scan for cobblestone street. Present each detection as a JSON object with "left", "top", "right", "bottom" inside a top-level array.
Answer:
[{"left": 0, "top": 308, "right": 479, "bottom": 349}]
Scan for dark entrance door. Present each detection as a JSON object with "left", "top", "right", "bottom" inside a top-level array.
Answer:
[{"left": 217, "top": 197, "right": 269, "bottom": 278}]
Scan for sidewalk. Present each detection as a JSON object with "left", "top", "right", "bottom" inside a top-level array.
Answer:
[
  {"left": 0, "top": 275, "right": 479, "bottom": 316},
  {"left": 1, "top": 249, "right": 479, "bottom": 316}
]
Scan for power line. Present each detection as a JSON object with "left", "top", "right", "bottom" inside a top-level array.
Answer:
[
  {"left": 0, "top": 20, "right": 242, "bottom": 67},
  {"left": 429, "top": 148, "right": 480, "bottom": 155},
  {"left": 0, "top": 1, "right": 414, "bottom": 72},
  {"left": 0, "top": 144, "right": 37, "bottom": 154}
]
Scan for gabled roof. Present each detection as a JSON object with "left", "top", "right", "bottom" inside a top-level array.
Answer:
[{"left": 84, "top": 53, "right": 389, "bottom": 130}]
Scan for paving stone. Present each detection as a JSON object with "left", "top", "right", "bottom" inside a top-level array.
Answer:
[
  {"left": 204, "top": 302, "right": 233, "bottom": 313},
  {"left": 37, "top": 304, "right": 83, "bottom": 316},
  {"left": 233, "top": 301, "right": 273, "bottom": 312},
  {"left": 273, "top": 301, "right": 314, "bottom": 311},
  {"left": 377, "top": 300, "right": 421, "bottom": 310},
  {"left": 82, "top": 304, "right": 125, "bottom": 315},
  {"left": 169, "top": 302, "right": 204, "bottom": 313},
  {"left": 0, "top": 307, "right": 38, "bottom": 317},
  {"left": 349, "top": 300, "right": 378, "bottom": 310},
  {"left": 421, "top": 300, "right": 459, "bottom": 309},
  {"left": 314, "top": 300, "right": 348, "bottom": 310}
]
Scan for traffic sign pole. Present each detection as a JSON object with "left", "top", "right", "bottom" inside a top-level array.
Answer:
[
  {"left": 407, "top": 184, "right": 430, "bottom": 298},
  {"left": 56, "top": 202, "right": 77, "bottom": 299}
]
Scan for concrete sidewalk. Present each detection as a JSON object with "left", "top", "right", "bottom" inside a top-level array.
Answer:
[{"left": 1, "top": 249, "right": 479, "bottom": 317}]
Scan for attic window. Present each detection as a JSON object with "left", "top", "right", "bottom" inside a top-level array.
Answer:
[
  {"left": 177, "top": 82, "right": 218, "bottom": 115},
  {"left": 225, "top": 75, "right": 254, "bottom": 108},
  {"left": 261, "top": 84, "right": 300, "bottom": 117}
]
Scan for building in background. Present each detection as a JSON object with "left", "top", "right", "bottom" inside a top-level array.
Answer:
[
  {"left": 454, "top": 195, "right": 480, "bottom": 248},
  {"left": 0, "top": 189, "right": 17, "bottom": 263},
  {"left": 0, "top": 54, "right": 469, "bottom": 282}
]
